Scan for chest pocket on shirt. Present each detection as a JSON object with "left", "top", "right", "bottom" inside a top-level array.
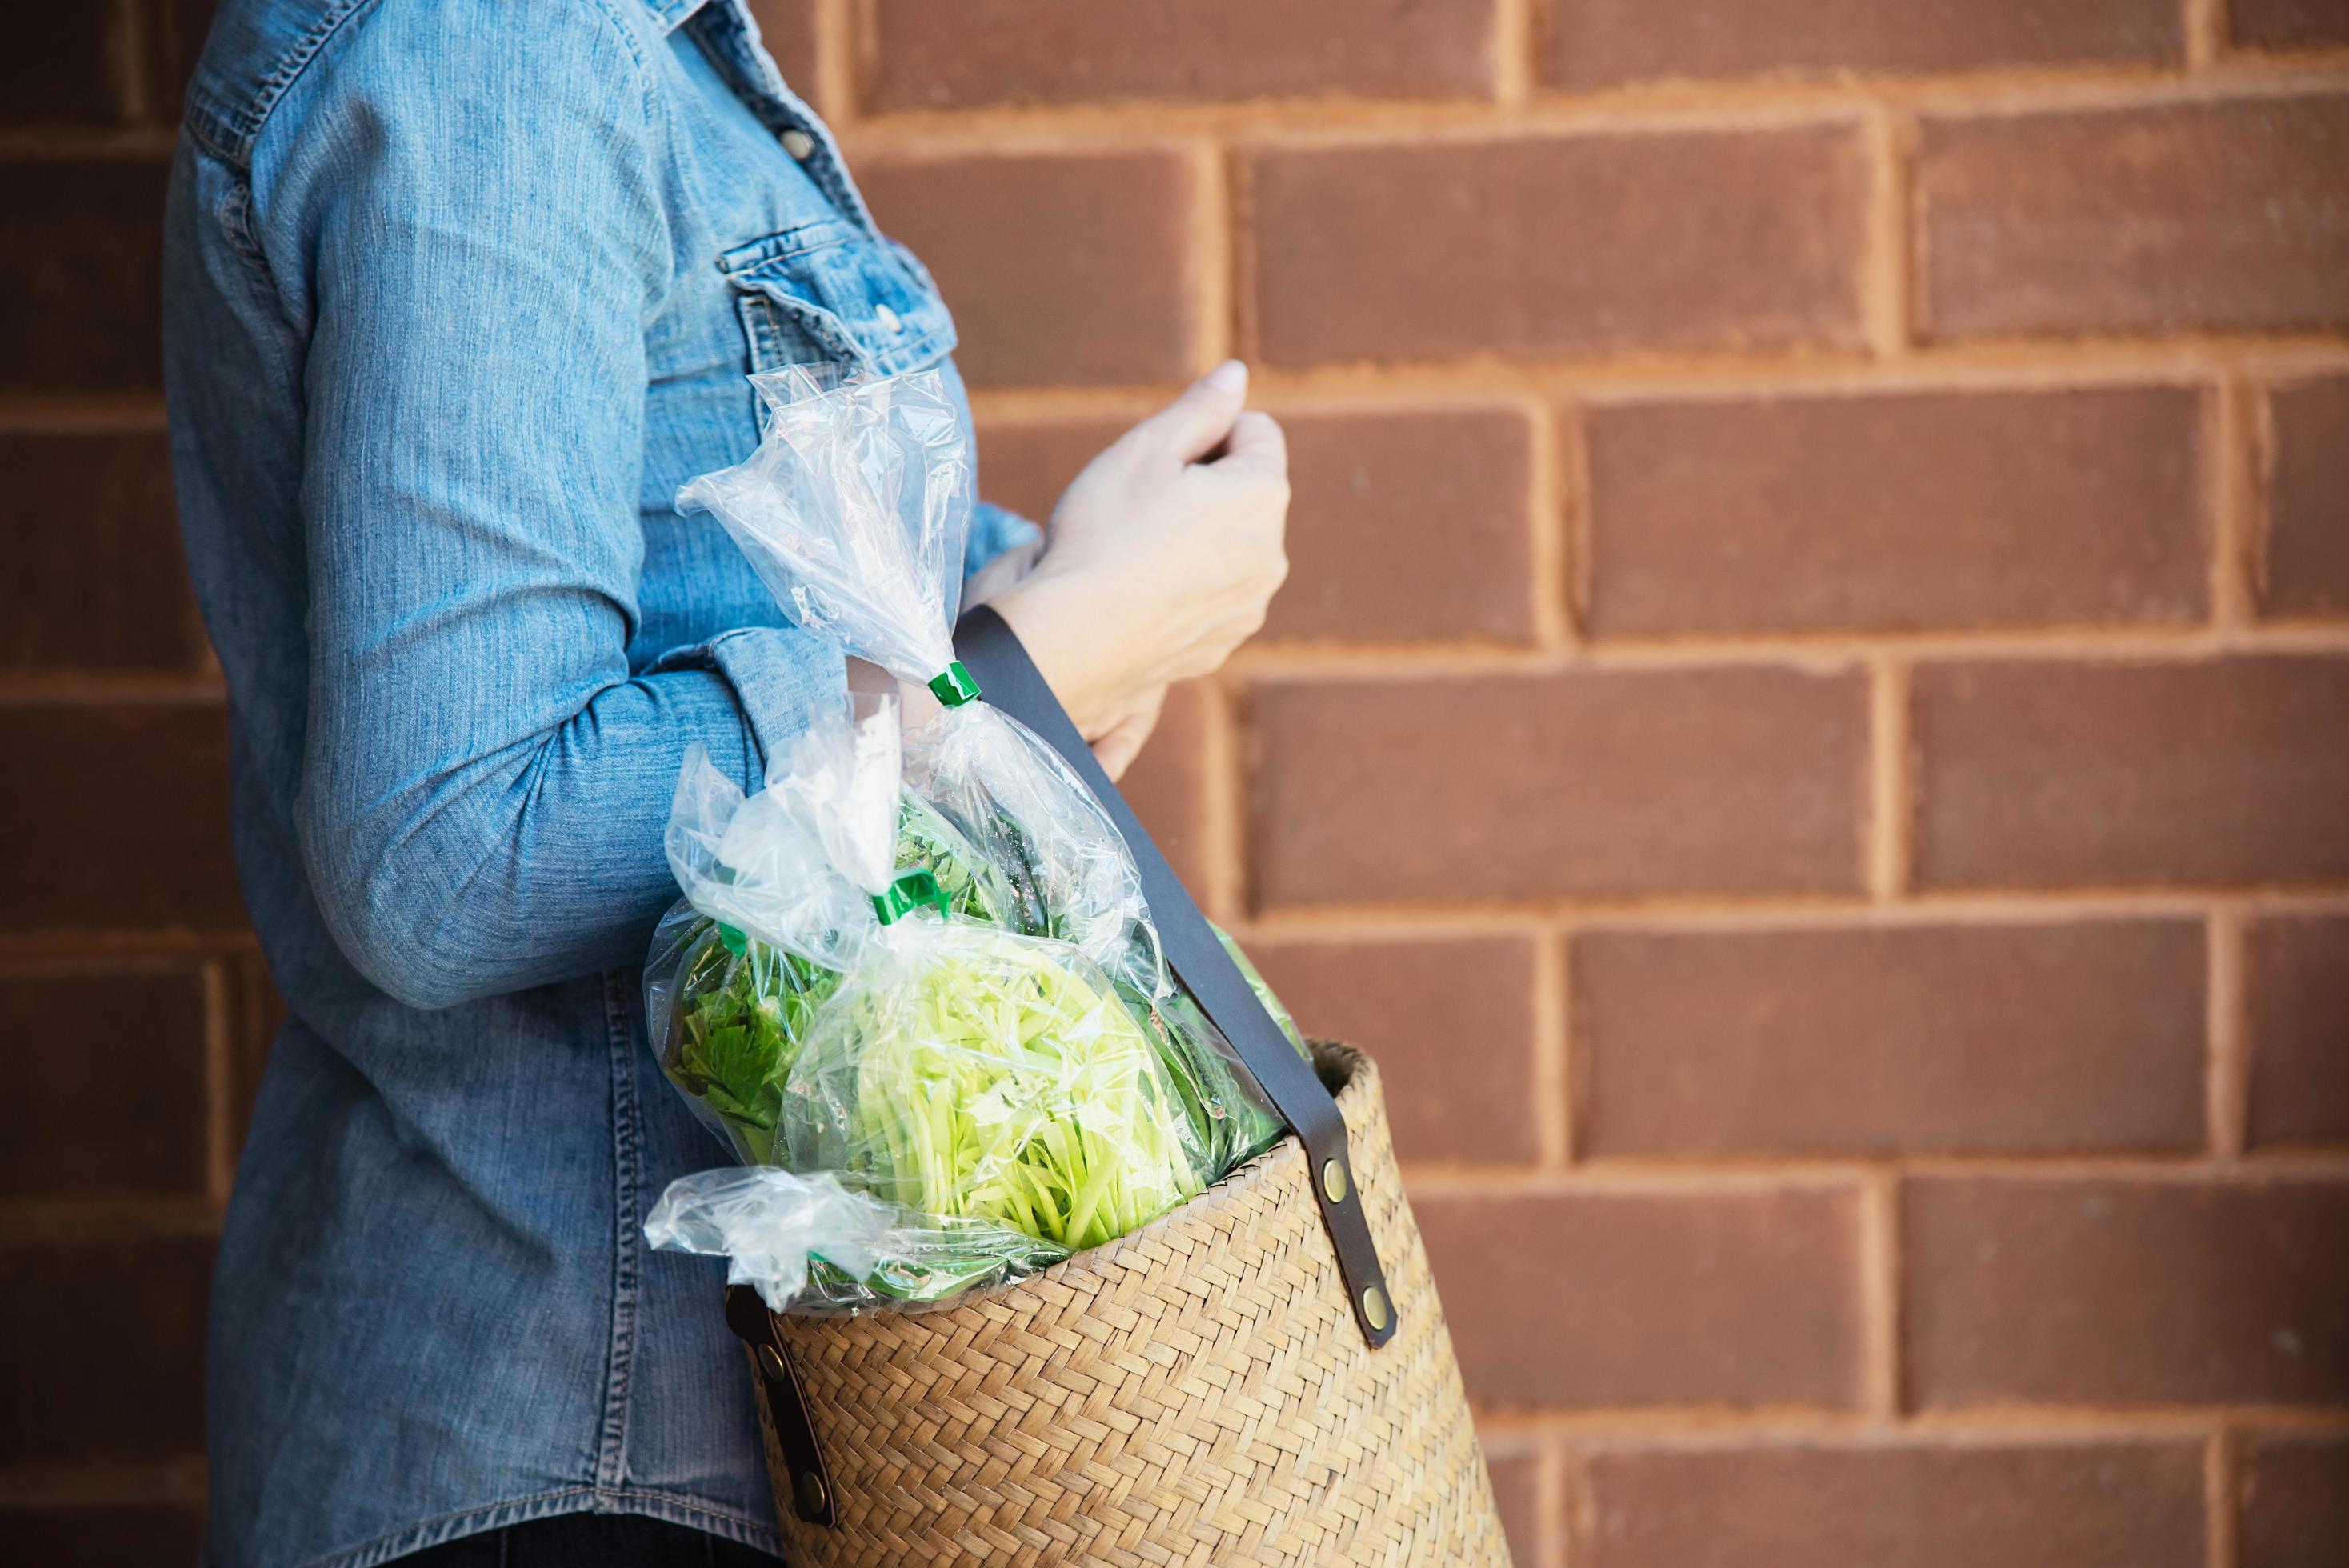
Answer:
[{"left": 720, "top": 219, "right": 957, "bottom": 377}]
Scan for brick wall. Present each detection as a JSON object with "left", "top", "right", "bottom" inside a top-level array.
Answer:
[{"left": 4, "top": 2, "right": 2345, "bottom": 1563}]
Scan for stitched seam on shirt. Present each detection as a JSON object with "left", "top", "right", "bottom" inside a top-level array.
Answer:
[
  {"left": 596, "top": 968, "right": 645, "bottom": 1491},
  {"left": 285, "top": 1484, "right": 785, "bottom": 1568}
]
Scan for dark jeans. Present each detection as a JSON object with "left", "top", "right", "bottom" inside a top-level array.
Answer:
[{"left": 394, "top": 1514, "right": 783, "bottom": 1566}]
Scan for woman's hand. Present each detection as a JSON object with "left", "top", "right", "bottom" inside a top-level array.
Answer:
[{"left": 988, "top": 361, "right": 1289, "bottom": 775}]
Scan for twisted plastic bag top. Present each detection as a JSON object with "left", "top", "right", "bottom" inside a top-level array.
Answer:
[
  {"left": 675, "top": 366, "right": 1154, "bottom": 992},
  {"left": 663, "top": 696, "right": 903, "bottom": 974},
  {"left": 678, "top": 366, "right": 969, "bottom": 686}
]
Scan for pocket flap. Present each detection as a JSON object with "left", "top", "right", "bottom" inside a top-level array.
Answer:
[{"left": 719, "top": 220, "right": 956, "bottom": 376}]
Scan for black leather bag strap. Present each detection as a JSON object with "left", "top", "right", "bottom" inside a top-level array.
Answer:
[{"left": 954, "top": 605, "right": 1397, "bottom": 1347}]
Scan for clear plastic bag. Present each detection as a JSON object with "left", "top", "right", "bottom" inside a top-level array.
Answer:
[
  {"left": 675, "top": 366, "right": 1305, "bottom": 1182},
  {"left": 643, "top": 1166, "right": 1067, "bottom": 1315},
  {"left": 646, "top": 710, "right": 1014, "bottom": 1165},
  {"left": 645, "top": 699, "right": 1214, "bottom": 1313}
]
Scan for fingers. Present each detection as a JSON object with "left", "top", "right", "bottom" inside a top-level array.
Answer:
[
  {"left": 1213, "top": 409, "right": 1287, "bottom": 476},
  {"left": 1126, "top": 360, "right": 1250, "bottom": 465}
]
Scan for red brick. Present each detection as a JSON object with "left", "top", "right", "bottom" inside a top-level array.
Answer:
[
  {"left": 1415, "top": 1186, "right": 1865, "bottom": 1408},
  {"left": 1903, "top": 1175, "right": 2349, "bottom": 1408},
  {"left": 1583, "top": 386, "right": 2207, "bottom": 637},
  {"left": 1, "top": 431, "right": 210, "bottom": 673},
  {"left": 1575, "top": 919, "right": 2206, "bottom": 1158},
  {"left": 1247, "top": 668, "right": 1867, "bottom": 908},
  {"left": 1918, "top": 94, "right": 2349, "bottom": 342},
  {"left": 1575, "top": 1442, "right": 2205, "bottom": 1568},
  {"left": 974, "top": 414, "right": 1122, "bottom": 526},
  {"left": 2233, "top": 0, "right": 2349, "bottom": 52},
  {"left": 2245, "top": 914, "right": 2349, "bottom": 1149},
  {"left": 1246, "top": 126, "right": 1869, "bottom": 369},
  {"left": 0, "top": 159, "right": 168, "bottom": 394},
  {"left": 1481, "top": 1447, "right": 1542, "bottom": 1567},
  {"left": 1243, "top": 936, "right": 1541, "bottom": 1163},
  {"left": 2261, "top": 376, "right": 2349, "bottom": 618},
  {"left": 865, "top": 0, "right": 1497, "bottom": 110},
  {"left": 1545, "top": 0, "right": 2179, "bottom": 90},
  {"left": 5, "top": 1502, "right": 206, "bottom": 1566},
  {"left": 1118, "top": 679, "right": 1215, "bottom": 894},
  {"left": 1911, "top": 656, "right": 2349, "bottom": 890},
  {"left": 1274, "top": 406, "right": 1538, "bottom": 643},
  {"left": 2240, "top": 1434, "right": 2349, "bottom": 1568},
  {"left": 0, "top": 962, "right": 212, "bottom": 1198},
  {"left": 981, "top": 406, "right": 1543, "bottom": 644},
  {"left": 0, "top": 702, "right": 244, "bottom": 932},
  {"left": 745, "top": 0, "right": 820, "bottom": 105},
  {"left": 1, "top": 7, "right": 135, "bottom": 126},
  {"left": 0, "top": 1234, "right": 213, "bottom": 1463},
  {"left": 860, "top": 151, "right": 1199, "bottom": 387}
]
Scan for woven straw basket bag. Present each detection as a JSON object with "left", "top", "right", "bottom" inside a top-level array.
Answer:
[
  {"left": 727, "top": 1042, "right": 1504, "bottom": 1564},
  {"left": 718, "top": 608, "right": 1506, "bottom": 1564}
]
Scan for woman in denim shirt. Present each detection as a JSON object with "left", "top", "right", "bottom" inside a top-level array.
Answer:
[{"left": 163, "top": 2, "right": 1287, "bottom": 1564}]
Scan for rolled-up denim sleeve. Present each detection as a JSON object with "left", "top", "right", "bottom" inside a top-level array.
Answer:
[
  {"left": 966, "top": 500, "right": 1041, "bottom": 577},
  {"left": 265, "top": 0, "right": 838, "bottom": 1010}
]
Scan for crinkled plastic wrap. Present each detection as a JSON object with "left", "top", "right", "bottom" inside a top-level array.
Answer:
[
  {"left": 674, "top": 366, "right": 1303, "bottom": 1182},
  {"left": 644, "top": 702, "right": 1214, "bottom": 1314},
  {"left": 644, "top": 1167, "right": 1066, "bottom": 1316}
]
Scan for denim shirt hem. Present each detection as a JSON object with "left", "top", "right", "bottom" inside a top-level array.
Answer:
[{"left": 279, "top": 1486, "right": 785, "bottom": 1568}]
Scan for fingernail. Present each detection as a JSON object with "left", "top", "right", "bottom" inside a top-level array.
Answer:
[{"left": 1203, "top": 359, "right": 1248, "bottom": 394}]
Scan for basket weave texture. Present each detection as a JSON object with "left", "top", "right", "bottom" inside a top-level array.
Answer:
[{"left": 745, "top": 1042, "right": 1507, "bottom": 1565}]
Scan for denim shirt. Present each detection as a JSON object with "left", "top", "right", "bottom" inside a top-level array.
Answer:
[{"left": 162, "top": 2, "right": 1034, "bottom": 1563}]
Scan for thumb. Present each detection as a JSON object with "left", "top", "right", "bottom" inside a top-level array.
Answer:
[{"left": 1126, "top": 360, "right": 1249, "bottom": 464}]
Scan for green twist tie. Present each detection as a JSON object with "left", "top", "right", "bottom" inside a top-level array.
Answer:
[
  {"left": 871, "top": 867, "right": 950, "bottom": 926},
  {"left": 716, "top": 922, "right": 748, "bottom": 956},
  {"left": 927, "top": 661, "right": 982, "bottom": 707}
]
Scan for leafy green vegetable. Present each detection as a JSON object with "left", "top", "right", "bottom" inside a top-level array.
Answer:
[
  {"left": 787, "top": 925, "right": 1208, "bottom": 1257},
  {"left": 662, "top": 793, "right": 1010, "bottom": 1162}
]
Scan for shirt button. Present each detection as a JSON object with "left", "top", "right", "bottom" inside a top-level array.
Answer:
[
  {"left": 874, "top": 304, "right": 904, "bottom": 334},
  {"left": 781, "top": 129, "right": 816, "bottom": 161}
]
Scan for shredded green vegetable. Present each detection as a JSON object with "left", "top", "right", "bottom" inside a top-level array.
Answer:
[{"left": 789, "top": 925, "right": 1208, "bottom": 1254}]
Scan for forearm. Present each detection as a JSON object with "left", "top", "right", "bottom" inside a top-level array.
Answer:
[{"left": 300, "top": 629, "right": 838, "bottom": 1010}]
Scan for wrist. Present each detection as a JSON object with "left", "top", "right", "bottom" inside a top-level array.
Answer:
[{"left": 989, "top": 570, "right": 1119, "bottom": 738}]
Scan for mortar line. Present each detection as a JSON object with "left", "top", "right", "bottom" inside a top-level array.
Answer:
[
  {"left": 815, "top": 0, "right": 861, "bottom": 126},
  {"left": 2206, "top": 1424, "right": 2240, "bottom": 1568},
  {"left": 1859, "top": 1168, "right": 1904, "bottom": 1421},
  {"left": 202, "top": 956, "right": 238, "bottom": 1210},
  {"left": 2207, "top": 903, "right": 2250, "bottom": 1159},
  {"left": 114, "top": 0, "right": 151, "bottom": 124},
  {"left": 2209, "top": 372, "right": 2260, "bottom": 630},
  {"left": 953, "top": 334, "right": 2349, "bottom": 416},
  {"left": 1542, "top": 1442, "right": 1575, "bottom": 1568},
  {"left": 2185, "top": 0, "right": 2230, "bottom": 70},
  {"left": 1199, "top": 676, "right": 1246, "bottom": 924},
  {"left": 1867, "top": 658, "right": 1914, "bottom": 901},
  {"left": 1219, "top": 621, "right": 2349, "bottom": 676},
  {"left": 1492, "top": 0, "right": 1535, "bottom": 107},
  {"left": 1537, "top": 398, "right": 1583, "bottom": 652},
  {"left": 1399, "top": 1150, "right": 2349, "bottom": 1190},
  {"left": 1533, "top": 922, "right": 1573, "bottom": 1168},
  {"left": 1186, "top": 138, "right": 1232, "bottom": 372},
  {"left": 1239, "top": 886, "right": 2349, "bottom": 936},
  {"left": 1470, "top": 1405, "right": 2349, "bottom": 1441},
  {"left": 1860, "top": 104, "right": 1915, "bottom": 358},
  {"left": 2241, "top": 373, "right": 2278, "bottom": 621},
  {"left": 834, "top": 59, "right": 2349, "bottom": 146},
  {"left": 1225, "top": 142, "right": 1261, "bottom": 365}
]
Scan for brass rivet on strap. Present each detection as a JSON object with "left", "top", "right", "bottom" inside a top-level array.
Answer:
[
  {"left": 758, "top": 1344, "right": 786, "bottom": 1381},
  {"left": 1321, "top": 1158, "right": 1349, "bottom": 1204},
  {"left": 795, "top": 1469, "right": 829, "bottom": 1518},
  {"left": 1361, "top": 1284, "right": 1391, "bottom": 1333}
]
